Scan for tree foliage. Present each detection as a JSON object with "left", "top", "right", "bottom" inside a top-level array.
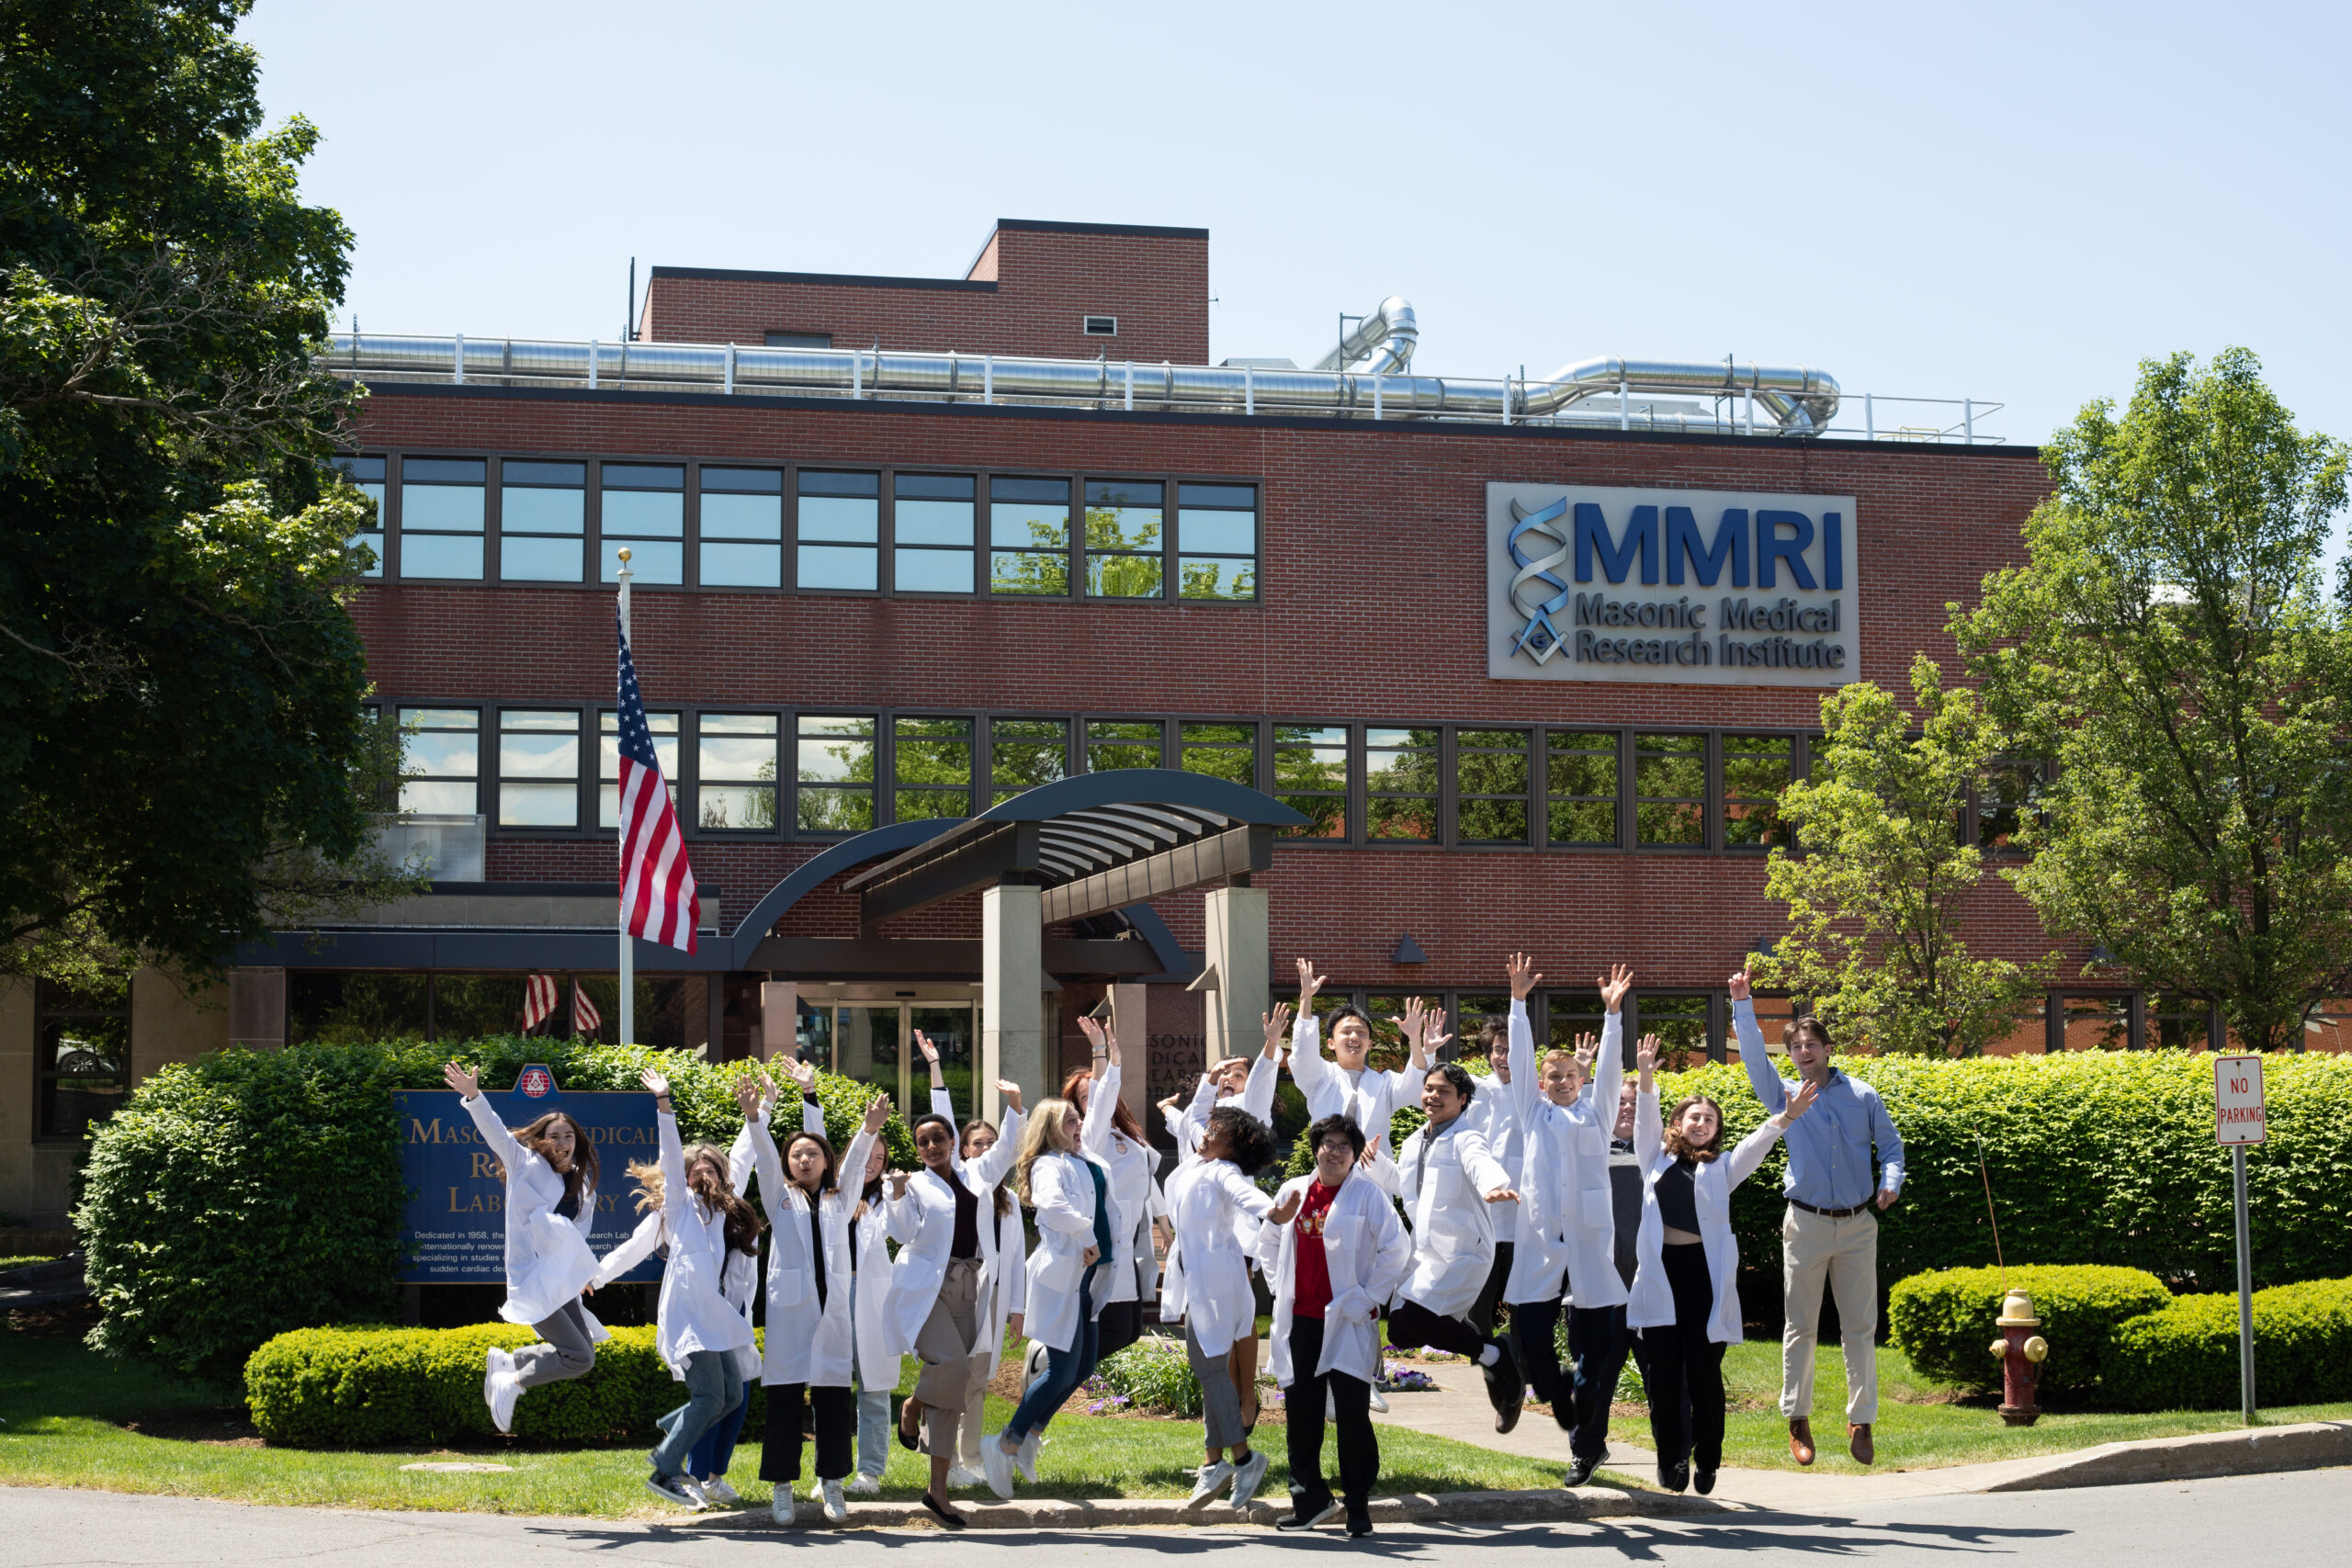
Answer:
[
  {"left": 0, "top": 0, "right": 405, "bottom": 987},
  {"left": 1757, "top": 656, "right": 2053, "bottom": 1055},
  {"left": 1955, "top": 349, "right": 2352, "bottom": 1052}
]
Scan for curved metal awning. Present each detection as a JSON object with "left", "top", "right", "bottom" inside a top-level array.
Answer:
[{"left": 842, "top": 768, "right": 1306, "bottom": 931}]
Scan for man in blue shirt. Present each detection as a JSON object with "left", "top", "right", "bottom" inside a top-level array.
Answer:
[{"left": 1728, "top": 968, "right": 1904, "bottom": 1468}]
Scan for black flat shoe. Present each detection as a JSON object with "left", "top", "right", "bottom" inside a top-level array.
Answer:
[
  {"left": 897, "top": 1397, "right": 922, "bottom": 1451},
  {"left": 921, "top": 1492, "right": 967, "bottom": 1530},
  {"left": 1694, "top": 1469, "right": 1717, "bottom": 1495},
  {"left": 1660, "top": 1460, "right": 1690, "bottom": 1493}
]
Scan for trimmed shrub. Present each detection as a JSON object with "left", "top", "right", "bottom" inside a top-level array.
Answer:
[
  {"left": 79, "top": 1035, "right": 912, "bottom": 1388},
  {"left": 244, "top": 1322, "right": 774, "bottom": 1447},
  {"left": 2106, "top": 1278, "right": 2352, "bottom": 1412},
  {"left": 1887, "top": 1264, "right": 2172, "bottom": 1396},
  {"left": 1091, "top": 1335, "right": 1204, "bottom": 1416}
]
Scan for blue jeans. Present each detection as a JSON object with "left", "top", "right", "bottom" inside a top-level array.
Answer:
[
  {"left": 685, "top": 1378, "right": 750, "bottom": 1480},
  {"left": 650, "top": 1349, "right": 745, "bottom": 1479},
  {"left": 1004, "top": 1269, "right": 1100, "bottom": 1443},
  {"left": 854, "top": 1383, "right": 892, "bottom": 1478}
]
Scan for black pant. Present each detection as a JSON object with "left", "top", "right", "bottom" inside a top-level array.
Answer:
[
  {"left": 760, "top": 1382, "right": 855, "bottom": 1483},
  {"left": 1566, "top": 1303, "right": 1642, "bottom": 1461},
  {"left": 1385, "top": 1298, "right": 1493, "bottom": 1361},
  {"left": 1508, "top": 1288, "right": 1568, "bottom": 1415},
  {"left": 1642, "top": 1245, "right": 1725, "bottom": 1472},
  {"left": 1283, "top": 1317, "right": 1378, "bottom": 1512},
  {"left": 1097, "top": 1299, "right": 1144, "bottom": 1363},
  {"left": 1469, "top": 1240, "right": 1513, "bottom": 1341}
]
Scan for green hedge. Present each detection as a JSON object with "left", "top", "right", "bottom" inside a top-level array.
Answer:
[
  {"left": 2107, "top": 1279, "right": 2352, "bottom": 1411},
  {"left": 1887, "top": 1264, "right": 2173, "bottom": 1396},
  {"left": 78, "top": 1036, "right": 914, "bottom": 1389},
  {"left": 244, "top": 1322, "right": 776, "bottom": 1447}
]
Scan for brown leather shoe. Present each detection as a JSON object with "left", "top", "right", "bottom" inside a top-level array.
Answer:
[
  {"left": 1849, "top": 1423, "right": 1875, "bottom": 1464},
  {"left": 1788, "top": 1417, "right": 1815, "bottom": 1465}
]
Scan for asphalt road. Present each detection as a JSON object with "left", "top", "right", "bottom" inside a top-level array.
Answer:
[{"left": 6, "top": 1471, "right": 2345, "bottom": 1567}]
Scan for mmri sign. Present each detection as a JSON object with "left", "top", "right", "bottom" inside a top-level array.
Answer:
[{"left": 1487, "top": 482, "right": 1860, "bottom": 686}]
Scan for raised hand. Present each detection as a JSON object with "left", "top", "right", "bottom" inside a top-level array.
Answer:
[
  {"left": 1261, "top": 1001, "right": 1294, "bottom": 1050},
  {"left": 1634, "top": 1035, "right": 1659, "bottom": 1077},
  {"left": 732, "top": 1073, "right": 763, "bottom": 1121},
  {"left": 1573, "top": 1032, "right": 1600, "bottom": 1073},
  {"left": 914, "top": 1030, "right": 940, "bottom": 1066},
  {"left": 864, "top": 1092, "right": 892, "bottom": 1134},
  {"left": 1421, "top": 1007, "right": 1453, "bottom": 1057},
  {"left": 996, "top": 1078, "right": 1023, "bottom": 1114},
  {"left": 639, "top": 1068, "right": 671, "bottom": 1098},
  {"left": 1295, "top": 958, "right": 1325, "bottom": 1000},
  {"left": 752, "top": 1061, "right": 778, "bottom": 1109},
  {"left": 1268, "top": 1188, "right": 1303, "bottom": 1225},
  {"left": 1727, "top": 964, "right": 1753, "bottom": 1003},
  {"left": 1507, "top": 952, "right": 1540, "bottom": 1001},
  {"left": 1600, "top": 962, "right": 1634, "bottom": 1014},
  {"left": 1785, "top": 1078, "right": 1820, "bottom": 1122},
  {"left": 784, "top": 1055, "right": 818, "bottom": 1095},
  {"left": 1077, "top": 1015, "right": 1108, "bottom": 1056},
  {"left": 442, "top": 1062, "right": 481, "bottom": 1100}
]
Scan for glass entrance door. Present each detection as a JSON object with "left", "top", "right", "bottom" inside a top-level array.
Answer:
[
  {"left": 908, "top": 1005, "right": 975, "bottom": 1123},
  {"left": 805, "top": 999, "right": 978, "bottom": 1124}
]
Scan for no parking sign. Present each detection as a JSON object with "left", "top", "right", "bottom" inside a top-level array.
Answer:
[{"left": 2213, "top": 1055, "right": 2266, "bottom": 1145}]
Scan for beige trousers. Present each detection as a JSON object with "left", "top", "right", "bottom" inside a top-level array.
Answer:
[
  {"left": 1781, "top": 1206, "right": 1879, "bottom": 1424},
  {"left": 910, "top": 1258, "right": 989, "bottom": 1456}
]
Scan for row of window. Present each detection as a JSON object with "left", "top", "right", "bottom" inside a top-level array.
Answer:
[
  {"left": 331, "top": 455, "right": 1259, "bottom": 602},
  {"left": 387, "top": 707, "right": 2048, "bottom": 852}
]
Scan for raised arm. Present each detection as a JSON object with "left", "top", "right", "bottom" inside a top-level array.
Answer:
[
  {"left": 644, "top": 1070, "right": 691, "bottom": 1231},
  {"left": 1505, "top": 953, "right": 1541, "bottom": 1125},
  {"left": 833, "top": 1094, "right": 887, "bottom": 1211},
  {"left": 1589, "top": 986, "right": 1626, "bottom": 1124},
  {"left": 742, "top": 1103, "right": 792, "bottom": 1224},
  {"left": 1633, "top": 1035, "right": 1663, "bottom": 1167},
  {"left": 965, "top": 1094, "right": 1024, "bottom": 1193},
  {"left": 450, "top": 1066, "right": 534, "bottom": 1177},
  {"left": 1728, "top": 967, "right": 1788, "bottom": 1112},
  {"left": 1286, "top": 959, "right": 1332, "bottom": 1097},
  {"left": 1727, "top": 1078, "right": 1818, "bottom": 1190},
  {"left": 1078, "top": 1017, "right": 1119, "bottom": 1155}
]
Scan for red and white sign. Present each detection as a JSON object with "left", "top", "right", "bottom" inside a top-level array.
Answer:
[
  {"left": 2213, "top": 1055, "right": 2266, "bottom": 1145},
  {"left": 516, "top": 1065, "right": 556, "bottom": 1100}
]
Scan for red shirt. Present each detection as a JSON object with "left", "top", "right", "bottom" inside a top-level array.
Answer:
[{"left": 1292, "top": 1179, "right": 1341, "bottom": 1319}]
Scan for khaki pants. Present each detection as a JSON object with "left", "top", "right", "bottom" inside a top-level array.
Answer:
[
  {"left": 910, "top": 1258, "right": 989, "bottom": 1456},
  {"left": 1781, "top": 1206, "right": 1879, "bottom": 1424}
]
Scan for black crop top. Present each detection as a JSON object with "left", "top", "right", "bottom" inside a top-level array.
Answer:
[{"left": 1656, "top": 1157, "right": 1700, "bottom": 1235}]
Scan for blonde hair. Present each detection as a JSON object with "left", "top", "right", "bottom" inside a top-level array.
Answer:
[
  {"left": 625, "top": 1144, "right": 765, "bottom": 1251},
  {"left": 1012, "top": 1096, "right": 1080, "bottom": 1205},
  {"left": 1539, "top": 1047, "right": 1584, "bottom": 1077}
]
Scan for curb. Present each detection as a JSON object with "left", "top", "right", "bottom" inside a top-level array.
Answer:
[
  {"left": 1970, "top": 1420, "right": 2352, "bottom": 1493},
  {"left": 677, "top": 1484, "right": 1731, "bottom": 1532}
]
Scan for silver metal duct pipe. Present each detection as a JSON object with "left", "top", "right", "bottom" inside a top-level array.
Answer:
[
  {"left": 325, "top": 333, "right": 1838, "bottom": 434},
  {"left": 1310, "top": 297, "right": 1419, "bottom": 374}
]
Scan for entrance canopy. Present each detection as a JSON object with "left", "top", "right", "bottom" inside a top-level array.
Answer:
[{"left": 842, "top": 768, "right": 1306, "bottom": 932}]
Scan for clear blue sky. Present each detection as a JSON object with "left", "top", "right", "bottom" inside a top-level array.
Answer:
[{"left": 246, "top": 0, "right": 2348, "bottom": 557}]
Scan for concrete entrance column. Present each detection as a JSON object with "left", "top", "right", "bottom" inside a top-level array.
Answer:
[
  {"left": 1201, "top": 886, "right": 1269, "bottom": 1070},
  {"left": 980, "top": 884, "right": 1045, "bottom": 1125}
]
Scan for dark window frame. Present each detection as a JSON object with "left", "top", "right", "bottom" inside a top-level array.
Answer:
[{"left": 34, "top": 977, "right": 130, "bottom": 1143}]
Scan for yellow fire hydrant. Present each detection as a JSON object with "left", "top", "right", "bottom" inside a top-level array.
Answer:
[{"left": 1987, "top": 1289, "right": 2050, "bottom": 1426}]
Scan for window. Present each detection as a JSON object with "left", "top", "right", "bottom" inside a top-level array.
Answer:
[
  {"left": 1639, "top": 995, "right": 1713, "bottom": 1067},
  {"left": 798, "top": 470, "right": 880, "bottom": 591},
  {"left": 1083, "top": 478, "right": 1164, "bottom": 599},
  {"left": 37, "top": 978, "right": 128, "bottom": 1140},
  {"left": 2152, "top": 993, "right": 2213, "bottom": 1052},
  {"left": 1455, "top": 728, "right": 1531, "bottom": 844},
  {"left": 895, "top": 716, "right": 973, "bottom": 820},
  {"left": 989, "top": 477, "right": 1072, "bottom": 595},
  {"left": 288, "top": 972, "right": 432, "bottom": 1044},
  {"left": 696, "top": 713, "right": 778, "bottom": 830},
  {"left": 698, "top": 467, "right": 783, "bottom": 588},
  {"left": 893, "top": 473, "right": 977, "bottom": 593},
  {"left": 765, "top": 331, "right": 832, "bottom": 348},
  {"left": 1086, "top": 718, "right": 1163, "bottom": 773},
  {"left": 332, "top": 455, "right": 386, "bottom": 578},
  {"left": 1366, "top": 727, "right": 1440, "bottom": 841},
  {"left": 1083, "top": 316, "right": 1117, "bottom": 336},
  {"left": 1547, "top": 729, "right": 1621, "bottom": 847},
  {"left": 399, "top": 457, "right": 486, "bottom": 579},
  {"left": 601, "top": 463, "right": 684, "bottom": 583},
  {"left": 1176, "top": 482, "right": 1258, "bottom": 601},
  {"left": 1635, "top": 732, "right": 1707, "bottom": 846},
  {"left": 1978, "top": 759, "right": 2047, "bottom": 852},
  {"left": 1723, "top": 734, "right": 1794, "bottom": 850},
  {"left": 797, "top": 714, "right": 876, "bottom": 831},
  {"left": 1454, "top": 994, "right": 1511, "bottom": 1061},
  {"left": 1545, "top": 992, "right": 1609, "bottom": 1056},
  {"left": 498, "top": 460, "right": 585, "bottom": 582},
  {"left": 599, "top": 708, "right": 679, "bottom": 827},
  {"left": 2058, "top": 994, "right": 2131, "bottom": 1051},
  {"left": 401, "top": 707, "right": 480, "bottom": 814},
  {"left": 1273, "top": 725, "right": 1348, "bottom": 839},
  {"left": 1180, "top": 722, "right": 1255, "bottom": 786},
  {"left": 989, "top": 718, "right": 1069, "bottom": 804},
  {"left": 498, "top": 709, "right": 582, "bottom": 827}
]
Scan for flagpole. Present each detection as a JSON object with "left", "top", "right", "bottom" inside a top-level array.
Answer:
[{"left": 616, "top": 547, "right": 634, "bottom": 1048}]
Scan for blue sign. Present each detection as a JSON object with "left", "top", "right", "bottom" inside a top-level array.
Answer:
[{"left": 395, "top": 1065, "right": 663, "bottom": 1286}]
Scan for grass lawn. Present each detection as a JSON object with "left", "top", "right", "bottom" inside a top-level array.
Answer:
[
  {"left": 1606, "top": 1340, "right": 2352, "bottom": 1472},
  {"left": 0, "top": 1324, "right": 1565, "bottom": 1519}
]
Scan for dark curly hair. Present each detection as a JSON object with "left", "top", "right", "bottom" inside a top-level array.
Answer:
[
  {"left": 1204, "top": 1105, "right": 1278, "bottom": 1174},
  {"left": 1306, "top": 1112, "right": 1365, "bottom": 1158},
  {"left": 1424, "top": 1060, "right": 1477, "bottom": 1105}
]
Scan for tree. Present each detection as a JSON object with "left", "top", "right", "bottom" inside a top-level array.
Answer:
[
  {"left": 1757, "top": 656, "right": 2054, "bottom": 1056},
  {"left": 1955, "top": 349, "right": 2352, "bottom": 1053},
  {"left": 0, "top": 1, "right": 410, "bottom": 987}
]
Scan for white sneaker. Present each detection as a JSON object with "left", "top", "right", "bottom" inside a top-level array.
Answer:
[
  {"left": 482, "top": 1348, "right": 519, "bottom": 1433},
  {"left": 820, "top": 1478, "right": 847, "bottom": 1523},
  {"left": 944, "top": 1464, "right": 987, "bottom": 1489},
  {"left": 769, "top": 1495, "right": 798, "bottom": 1526},
  {"left": 981, "top": 1432, "right": 1017, "bottom": 1499},
  {"left": 845, "top": 1472, "right": 881, "bottom": 1496},
  {"left": 1369, "top": 1387, "right": 1390, "bottom": 1413},
  {"left": 1186, "top": 1460, "right": 1235, "bottom": 1508},
  {"left": 699, "top": 1477, "right": 740, "bottom": 1505},
  {"left": 1015, "top": 1429, "right": 1041, "bottom": 1484},
  {"left": 1229, "top": 1448, "right": 1272, "bottom": 1510}
]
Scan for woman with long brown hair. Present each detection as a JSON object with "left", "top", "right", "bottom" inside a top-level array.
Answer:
[
  {"left": 1066, "top": 1015, "right": 1170, "bottom": 1364},
  {"left": 443, "top": 1061, "right": 607, "bottom": 1435}
]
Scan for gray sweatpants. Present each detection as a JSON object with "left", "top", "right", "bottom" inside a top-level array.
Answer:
[
  {"left": 512, "top": 1298, "right": 597, "bottom": 1389},
  {"left": 1184, "top": 1324, "right": 1248, "bottom": 1450}
]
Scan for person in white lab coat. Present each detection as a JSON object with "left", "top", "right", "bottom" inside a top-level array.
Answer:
[
  {"left": 937, "top": 1095, "right": 1029, "bottom": 1492},
  {"left": 1067, "top": 1017, "right": 1171, "bottom": 1363},
  {"left": 744, "top": 1067, "right": 888, "bottom": 1525},
  {"left": 981, "top": 1096, "right": 1118, "bottom": 1503},
  {"left": 1256, "top": 1113, "right": 1414, "bottom": 1538},
  {"left": 627, "top": 1070, "right": 765, "bottom": 1510},
  {"left": 1368, "top": 1060, "right": 1525, "bottom": 1431},
  {"left": 1286, "top": 960, "right": 1405, "bottom": 1150},
  {"left": 885, "top": 1062, "right": 1025, "bottom": 1531},
  {"left": 1627, "top": 1035, "right": 1816, "bottom": 1495},
  {"left": 443, "top": 1062, "right": 606, "bottom": 1436},
  {"left": 1493, "top": 956, "right": 1633, "bottom": 1488},
  {"left": 1158, "top": 1104, "right": 1285, "bottom": 1511}
]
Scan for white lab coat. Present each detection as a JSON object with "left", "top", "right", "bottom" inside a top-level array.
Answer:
[
  {"left": 637, "top": 1109, "right": 761, "bottom": 1376},
  {"left": 747, "top": 1108, "right": 876, "bottom": 1388},
  {"left": 1288, "top": 1012, "right": 1402, "bottom": 1152},
  {"left": 1625, "top": 1089, "right": 1793, "bottom": 1346},
  {"left": 926, "top": 1087, "right": 1029, "bottom": 1362},
  {"left": 1371, "top": 1112, "right": 1514, "bottom": 1320},
  {"left": 1502, "top": 1004, "right": 1629, "bottom": 1309},
  {"left": 1458, "top": 1064, "right": 1523, "bottom": 1246},
  {"left": 459, "top": 1092, "right": 606, "bottom": 1336},
  {"left": 882, "top": 1107, "right": 1025, "bottom": 1371},
  {"left": 1080, "top": 1063, "right": 1165, "bottom": 1304},
  {"left": 1170, "top": 1049, "right": 1279, "bottom": 1162},
  {"left": 1158, "top": 1157, "right": 1273, "bottom": 1357},
  {"left": 1022, "top": 1145, "right": 1114, "bottom": 1352},
  {"left": 1253, "top": 1171, "right": 1414, "bottom": 1387}
]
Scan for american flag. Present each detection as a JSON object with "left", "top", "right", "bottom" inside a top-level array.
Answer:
[
  {"left": 523, "top": 975, "right": 605, "bottom": 1036},
  {"left": 616, "top": 618, "right": 699, "bottom": 951},
  {"left": 572, "top": 982, "right": 603, "bottom": 1035}
]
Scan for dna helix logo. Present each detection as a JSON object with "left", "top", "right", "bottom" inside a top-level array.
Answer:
[{"left": 1506, "top": 494, "right": 1573, "bottom": 664}]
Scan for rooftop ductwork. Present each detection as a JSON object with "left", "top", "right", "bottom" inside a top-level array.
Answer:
[{"left": 1311, "top": 297, "right": 1419, "bottom": 375}]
